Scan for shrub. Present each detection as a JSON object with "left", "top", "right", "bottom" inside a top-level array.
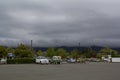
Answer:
[{"left": 7, "top": 58, "right": 35, "bottom": 64}]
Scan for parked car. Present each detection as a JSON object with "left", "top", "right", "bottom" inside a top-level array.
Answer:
[
  {"left": 35, "top": 56, "right": 49, "bottom": 64},
  {"left": 67, "top": 58, "right": 76, "bottom": 63},
  {"left": 7, "top": 53, "right": 15, "bottom": 59},
  {"left": 0, "top": 58, "right": 7, "bottom": 64},
  {"left": 49, "top": 56, "right": 62, "bottom": 64},
  {"left": 90, "top": 58, "right": 100, "bottom": 62},
  {"left": 77, "top": 58, "right": 86, "bottom": 63}
]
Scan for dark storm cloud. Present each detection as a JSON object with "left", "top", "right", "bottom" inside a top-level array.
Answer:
[{"left": 0, "top": 0, "right": 120, "bottom": 47}]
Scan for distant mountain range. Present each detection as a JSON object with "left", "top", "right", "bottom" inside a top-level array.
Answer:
[{"left": 32, "top": 46, "right": 120, "bottom": 53}]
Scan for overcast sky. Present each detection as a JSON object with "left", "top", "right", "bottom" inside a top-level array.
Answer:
[{"left": 0, "top": 0, "right": 120, "bottom": 47}]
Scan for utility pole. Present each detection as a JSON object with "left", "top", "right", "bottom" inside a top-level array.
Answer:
[
  {"left": 31, "top": 40, "right": 33, "bottom": 51},
  {"left": 79, "top": 42, "right": 80, "bottom": 50}
]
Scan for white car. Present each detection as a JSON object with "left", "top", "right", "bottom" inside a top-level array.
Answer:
[
  {"left": 35, "top": 56, "right": 49, "bottom": 64},
  {"left": 0, "top": 58, "right": 7, "bottom": 64}
]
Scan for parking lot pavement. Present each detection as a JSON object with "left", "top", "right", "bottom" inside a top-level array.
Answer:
[{"left": 0, "top": 63, "right": 120, "bottom": 80}]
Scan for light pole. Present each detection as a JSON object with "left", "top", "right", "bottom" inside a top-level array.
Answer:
[
  {"left": 79, "top": 42, "right": 80, "bottom": 50},
  {"left": 31, "top": 40, "right": 33, "bottom": 51}
]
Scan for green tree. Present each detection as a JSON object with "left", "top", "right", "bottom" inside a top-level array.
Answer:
[
  {"left": 36, "top": 50, "right": 44, "bottom": 56},
  {"left": 56, "top": 48, "right": 68, "bottom": 59},
  {"left": 46, "top": 47, "right": 55, "bottom": 58},
  {"left": 71, "top": 49, "right": 79, "bottom": 59},
  {"left": 0, "top": 46, "right": 7, "bottom": 57},
  {"left": 6, "top": 47, "right": 15, "bottom": 53},
  {"left": 81, "top": 48, "right": 96, "bottom": 58},
  {"left": 99, "top": 47, "right": 118, "bottom": 57},
  {"left": 96, "top": 53, "right": 102, "bottom": 59},
  {"left": 14, "top": 44, "right": 32, "bottom": 58}
]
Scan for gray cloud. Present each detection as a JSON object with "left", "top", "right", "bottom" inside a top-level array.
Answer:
[{"left": 0, "top": 0, "right": 120, "bottom": 47}]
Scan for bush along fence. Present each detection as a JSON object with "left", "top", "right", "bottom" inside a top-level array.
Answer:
[{"left": 7, "top": 58, "right": 35, "bottom": 64}]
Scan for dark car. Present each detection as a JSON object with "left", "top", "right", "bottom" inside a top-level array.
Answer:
[{"left": 7, "top": 53, "right": 15, "bottom": 59}]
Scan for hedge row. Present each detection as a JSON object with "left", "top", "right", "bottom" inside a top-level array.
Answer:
[
  {"left": 113, "top": 55, "right": 120, "bottom": 57},
  {"left": 7, "top": 58, "right": 35, "bottom": 64}
]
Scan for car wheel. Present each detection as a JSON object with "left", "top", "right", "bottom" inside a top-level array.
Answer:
[
  {"left": 40, "top": 61, "right": 42, "bottom": 64},
  {"left": 57, "top": 62, "right": 60, "bottom": 64}
]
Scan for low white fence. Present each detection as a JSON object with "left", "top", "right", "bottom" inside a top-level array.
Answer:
[{"left": 112, "top": 58, "right": 120, "bottom": 62}]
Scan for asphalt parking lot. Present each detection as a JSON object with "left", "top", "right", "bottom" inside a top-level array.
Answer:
[{"left": 0, "top": 62, "right": 120, "bottom": 80}]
